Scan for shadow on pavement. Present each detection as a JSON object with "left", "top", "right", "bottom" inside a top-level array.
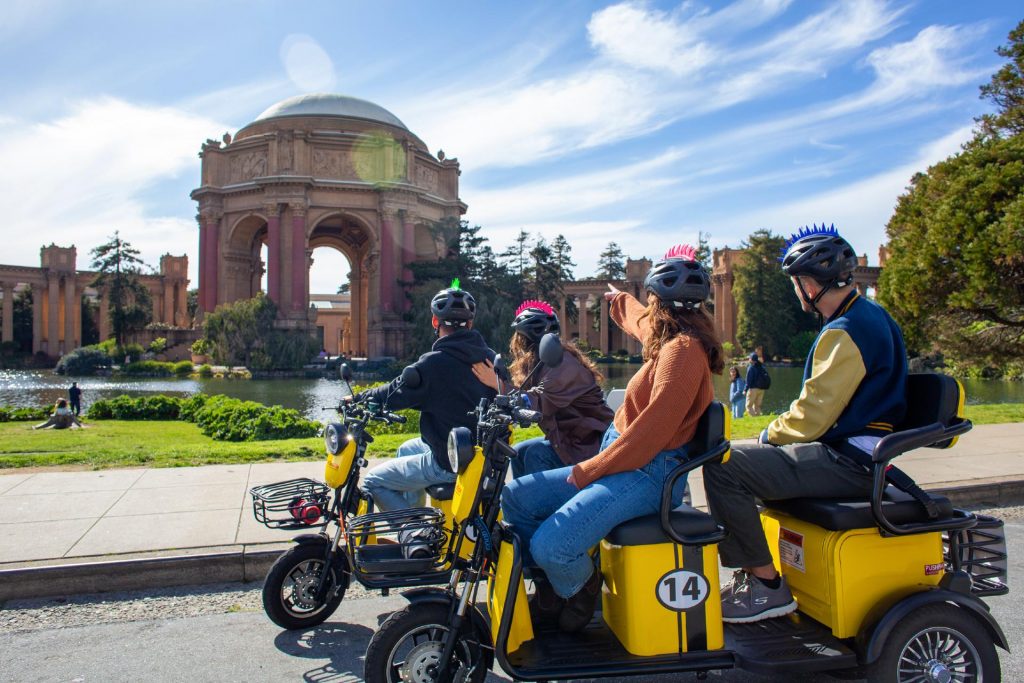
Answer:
[{"left": 274, "top": 620, "right": 375, "bottom": 683}]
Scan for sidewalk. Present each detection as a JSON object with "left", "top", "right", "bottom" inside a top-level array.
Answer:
[{"left": 1, "top": 423, "right": 1022, "bottom": 599}]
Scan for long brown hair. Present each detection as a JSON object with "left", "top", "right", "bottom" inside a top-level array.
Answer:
[
  {"left": 508, "top": 332, "right": 604, "bottom": 388},
  {"left": 638, "top": 293, "right": 725, "bottom": 374}
]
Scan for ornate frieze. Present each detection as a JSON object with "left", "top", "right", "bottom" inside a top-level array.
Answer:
[{"left": 229, "top": 150, "right": 268, "bottom": 183}]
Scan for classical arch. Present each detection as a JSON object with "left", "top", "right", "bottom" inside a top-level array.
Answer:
[{"left": 192, "top": 93, "right": 467, "bottom": 358}]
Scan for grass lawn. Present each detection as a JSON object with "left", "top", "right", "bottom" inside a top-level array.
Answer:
[{"left": 1, "top": 402, "right": 1019, "bottom": 471}]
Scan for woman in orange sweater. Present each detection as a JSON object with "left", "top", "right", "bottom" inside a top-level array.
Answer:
[{"left": 501, "top": 245, "right": 724, "bottom": 632}]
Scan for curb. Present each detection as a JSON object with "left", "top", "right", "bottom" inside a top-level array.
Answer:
[{"left": 2, "top": 479, "right": 1022, "bottom": 603}]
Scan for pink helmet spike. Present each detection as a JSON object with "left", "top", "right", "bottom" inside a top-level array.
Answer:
[
  {"left": 663, "top": 244, "right": 698, "bottom": 261},
  {"left": 515, "top": 300, "right": 555, "bottom": 317}
]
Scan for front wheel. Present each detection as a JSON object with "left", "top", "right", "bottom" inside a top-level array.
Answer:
[
  {"left": 262, "top": 542, "right": 348, "bottom": 630},
  {"left": 867, "top": 603, "right": 1000, "bottom": 683},
  {"left": 364, "top": 602, "right": 488, "bottom": 683}
]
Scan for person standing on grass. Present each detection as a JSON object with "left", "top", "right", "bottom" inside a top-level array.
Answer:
[
  {"left": 729, "top": 367, "right": 746, "bottom": 418},
  {"left": 745, "top": 351, "right": 769, "bottom": 416},
  {"left": 68, "top": 382, "right": 82, "bottom": 416}
]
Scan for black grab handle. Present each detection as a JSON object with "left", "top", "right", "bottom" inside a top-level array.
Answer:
[{"left": 659, "top": 440, "right": 730, "bottom": 546}]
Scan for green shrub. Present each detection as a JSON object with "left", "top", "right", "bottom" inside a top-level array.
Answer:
[
  {"left": 55, "top": 347, "right": 113, "bottom": 375},
  {"left": 198, "top": 364, "right": 213, "bottom": 378},
  {"left": 187, "top": 395, "right": 319, "bottom": 441},
  {"left": 0, "top": 405, "right": 51, "bottom": 422},
  {"left": 87, "top": 395, "right": 181, "bottom": 420},
  {"left": 178, "top": 393, "right": 211, "bottom": 421},
  {"left": 191, "top": 338, "right": 210, "bottom": 355},
  {"left": 787, "top": 330, "right": 818, "bottom": 361},
  {"left": 120, "top": 360, "right": 174, "bottom": 376},
  {"left": 149, "top": 337, "right": 167, "bottom": 354},
  {"left": 172, "top": 360, "right": 194, "bottom": 376}
]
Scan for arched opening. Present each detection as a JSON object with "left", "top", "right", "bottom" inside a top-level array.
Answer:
[
  {"left": 308, "top": 215, "right": 372, "bottom": 358},
  {"left": 226, "top": 214, "right": 270, "bottom": 305}
]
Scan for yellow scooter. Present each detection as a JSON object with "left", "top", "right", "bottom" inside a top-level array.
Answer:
[{"left": 362, "top": 333, "right": 1009, "bottom": 683}]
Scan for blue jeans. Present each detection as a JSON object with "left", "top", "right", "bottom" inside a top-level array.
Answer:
[
  {"left": 501, "top": 426, "right": 688, "bottom": 598},
  {"left": 361, "top": 437, "right": 456, "bottom": 511},
  {"left": 731, "top": 399, "right": 745, "bottom": 418},
  {"left": 511, "top": 437, "right": 565, "bottom": 478}
]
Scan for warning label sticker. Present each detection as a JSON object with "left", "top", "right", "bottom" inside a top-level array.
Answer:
[{"left": 779, "top": 528, "right": 805, "bottom": 572}]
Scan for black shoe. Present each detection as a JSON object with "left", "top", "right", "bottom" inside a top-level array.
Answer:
[
  {"left": 528, "top": 576, "right": 563, "bottom": 626},
  {"left": 558, "top": 570, "right": 602, "bottom": 632}
]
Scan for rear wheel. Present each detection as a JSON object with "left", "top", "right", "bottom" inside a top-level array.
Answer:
[
  {"left": 262, "top": 543, "right": 348, "bottom": 630},
  {"left": 364, "top": 602, "right": 487, "bottom": 683},
  {"left": 867, "top": 603, "right": 1000, "bottom": 683}
]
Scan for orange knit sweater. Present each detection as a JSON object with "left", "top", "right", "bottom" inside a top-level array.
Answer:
[{"left": 572, "top": 292, "right": 714, "bottom": 489}]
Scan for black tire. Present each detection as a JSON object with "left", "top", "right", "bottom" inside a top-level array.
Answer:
[
  {"left": 364, "top": 602, "right": 488, "bottom": 683},
  {"left": 867, "top": 603, "right": 1000, "bottom": 683},
  {"left": 262, "top": 543, "right": 348, "bottom": 630}
]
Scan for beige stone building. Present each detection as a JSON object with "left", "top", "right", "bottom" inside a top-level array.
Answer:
[
  {"left": 0, "top": 245, "right": 188, "bottom": 356},
  {"left": 191, "top": 94, "right": 466, "bottom": 359}
]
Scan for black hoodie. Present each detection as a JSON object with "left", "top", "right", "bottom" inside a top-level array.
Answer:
[{"left": 360, "top": 328, "right": 497, "bottom": 470}]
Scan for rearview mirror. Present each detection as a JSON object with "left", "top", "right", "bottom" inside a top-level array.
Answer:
[
  {"left": 538, "top": 333, "right": 564, "bottom": 368},
  {"left": 493, "top": 355, "right": 511, "bottom": 383},
  {"left": 401, "top": 365, "right": 422, "bottom": 389},
  {"left": 339, "top": 363, "right": 354, "bottom": 382}
]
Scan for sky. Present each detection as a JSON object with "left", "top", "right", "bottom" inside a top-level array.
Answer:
[{"left": 0, "top": 0, "right": 1019, "bottom": 294}]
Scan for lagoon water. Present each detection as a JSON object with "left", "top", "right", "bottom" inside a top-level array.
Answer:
[{"left": 2, "top": 366, "right": 1022, "bottom": 421}]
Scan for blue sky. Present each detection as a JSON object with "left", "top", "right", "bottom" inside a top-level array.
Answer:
[{"left": 0, "top": 0, "right": 1019, "bottom": 293}]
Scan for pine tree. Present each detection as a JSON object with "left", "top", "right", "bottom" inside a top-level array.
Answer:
[
  {"left": 90, "top": 232, "right": 153, "bottom": 347},
  {"left": 596, "top": 242, "right": 627, "bottom": 280}
]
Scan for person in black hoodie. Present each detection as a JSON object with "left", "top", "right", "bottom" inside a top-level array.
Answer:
[{"left": 358, "top": 284, "right": 497, "bottom": 511}]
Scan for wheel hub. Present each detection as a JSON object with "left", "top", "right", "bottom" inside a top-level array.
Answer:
[
  {"left": 927, "top": 660, "right": 952, "bottom": 683},
  {"left": 291, "top": 573, "right": 321, "bottom": 610},
  {"left": 399, "top": 642, "right": 468, "bottom": 683}
]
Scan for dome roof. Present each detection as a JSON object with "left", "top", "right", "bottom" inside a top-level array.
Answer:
[{"left": 253, "top": 94, "right": 407, "bottom": 130}]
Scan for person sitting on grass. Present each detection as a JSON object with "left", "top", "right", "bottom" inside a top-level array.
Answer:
[{"left": 33, "top": 399, "right": 84, "bottom": 430}]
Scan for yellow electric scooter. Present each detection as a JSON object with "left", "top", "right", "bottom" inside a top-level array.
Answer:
[{"left": 362, "top": 333, "right": 1009, "bottom": 683}]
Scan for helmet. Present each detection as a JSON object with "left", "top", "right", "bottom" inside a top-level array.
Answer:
[
  {"left": 644, "top": 244, "right": 711, "bottom": 309},
  {"left": 430, "top": 280, "right": 476, "bottom": 325},
  {"left": 781, "top": 224, "right": 857, "bottom": 285},
  {"left": 511, "top": 300, "right": 560, "bottom": 343}
]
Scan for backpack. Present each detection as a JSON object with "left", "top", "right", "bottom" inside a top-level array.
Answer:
[{"left": 752, "top": 363, "right": 771, "bottom": 390}]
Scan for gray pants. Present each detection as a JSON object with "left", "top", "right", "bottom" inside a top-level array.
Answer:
[{"left": 703, "top": 442, "right": 873, "bottom": 568}]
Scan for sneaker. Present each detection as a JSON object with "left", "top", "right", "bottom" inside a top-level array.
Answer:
[
  {"left": 721, "top": 574, "right": 797, "bottom": 624},
  {"left": 720, "top": 569, "right": 750, "bottom": 601},
  {"left": 558, "top": 570, "right": 603, "bottom": 632}
]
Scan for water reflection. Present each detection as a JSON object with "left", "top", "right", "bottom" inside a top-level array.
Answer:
[{"left": 2, "top": 366, "right": 1020, "bottom": 421}]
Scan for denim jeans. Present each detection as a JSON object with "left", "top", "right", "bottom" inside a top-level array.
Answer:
[
  {"left": 360, "top": 437, "right": 456, "bottom": 511},
  {"left": 501, "top": 425, "right": 689, "bottom": 598},
  {"left": 511, "top": 437, "right": 565, "bottom": 479},
  {"left": 731, "top": 399, "right": 745, "bottom": 419}
]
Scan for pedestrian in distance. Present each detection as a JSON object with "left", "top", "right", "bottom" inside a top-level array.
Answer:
[
  {"left": 729, "top": 366, "right": 746, "bottom": 418},
  {"left": 68, "top": 381, "right": 82, "bottom": 416},
  {"left": 745, "top": 351, "right": 770, "bottom": 416}
]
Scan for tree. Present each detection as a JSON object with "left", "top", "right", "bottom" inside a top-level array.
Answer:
[
  {"left": 13, "top": 288, "right": 33, "bottom": 353},
  {"left": 202, "top": 293, "right": 318, "bottom": 370},
  {"left": 596, "top": 242, "right": 626, "bottom": 280},
  {"left": 695, "top": 231, "right": 713, "bottom": 271},
  {"left": 499, "top": 229, "right": 531, "bottom": 282},
  {"left": 976, "top": 19, "right": 1024, "bottom": 139},
  {"left": 878, "top": 21, "right": 1024, "bottom": 368},
  {"left": 732, "top": 229, "right": 816, "bottom": 357},
  {"left": 528, "top": 237, "right": 561, "bottom": 302},
  {"left": 186, "top": 288, "right": 199, "bottom": 325},
  {"left": 90, "top": 232, "right": 153, "bottom": 347},
  {"left": 552, "top": 234, "right": 577, "bottom": 322}
]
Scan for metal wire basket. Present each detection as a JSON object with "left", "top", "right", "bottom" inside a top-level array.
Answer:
[
  {"left": 944, "top": 514, "right": 1008, "bottom": 596},
  {"left": 348, "top": 507, "right": 447, "bottom": 575},
  {"left": 250, "top": 478, "right": 332, "bottom": 530}
]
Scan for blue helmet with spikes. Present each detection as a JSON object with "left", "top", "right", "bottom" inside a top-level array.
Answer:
[{"left": 780, "top": 223, "right": 857, "bottom": 285}]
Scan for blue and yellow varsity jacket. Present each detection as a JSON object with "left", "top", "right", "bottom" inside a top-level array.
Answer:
[{"left": 767, "top": 291, "right": 907, "bottom": 445}]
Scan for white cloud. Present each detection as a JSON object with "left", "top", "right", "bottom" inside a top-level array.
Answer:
[
  {"left": 280, "top": 34, "right": 336, "bottom": 93},
  {"left": 0, "top": 97, "right": 224, "bottom": 284},
  {"left": 587, "top": 2, "right": 714, "bottom": 75}
]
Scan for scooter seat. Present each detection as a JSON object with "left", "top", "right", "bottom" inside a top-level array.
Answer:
[
  {"left": 764, "top": 486, "right": 954, "bottom": 531},
  {"left": 425, "top": 483, "right": 456, "bottom": 501},
  {"left": 605, "top": 505, "right": 719, "bottom": 546}
]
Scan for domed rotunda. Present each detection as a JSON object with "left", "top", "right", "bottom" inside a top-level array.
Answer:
[{"left": 191, "top": 93, "right": 465, "bottom": 358}]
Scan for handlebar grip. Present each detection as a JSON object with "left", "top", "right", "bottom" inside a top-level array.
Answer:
[
  {"left": 389, "top": 413, "right": 407, "bottom": 424},
  {"left": 516, "top": 409, "right": 542, "bottom": 423}
]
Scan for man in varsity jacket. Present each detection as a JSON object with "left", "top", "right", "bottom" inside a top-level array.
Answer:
[{"left": 704, "top": 224, "right": 908, "bottom": 624}]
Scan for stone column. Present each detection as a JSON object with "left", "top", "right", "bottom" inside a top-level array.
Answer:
[
  {"left": 577, "top": 295, "right": 589, "bottom": 345},
  {"left": 176, "top": 283, "right": 187, "bottom": 327},
  {"left": 198, "top": 209, "right": 221, "bottom": 313},
  {"left": 196, "top": 214, "right": 207, "bottom": 312},
  {"left": 264, "top": 203, "right": 281, "bottom": 305},
  {"left": 290, "top": 203, "right": 307, "bottom": 313},
  {"left": 46, "top": 275, "right": 59, "bottom": 354},
  {"left": 97, "top": 289, "right": 109, "bottom": 342},
  {"left": 163, "top": 280, "right": 174, "bottom": 325},
  {"left": 401, "top": 214, "right": 415, "bottom": 312},
  {"left": 378, "top": 212, "right": 397, "bottom": 314},
  {"left": 32, "top": 284, "right": 43, "bottom": 353},
  {"left": 349, "top": 269, "right": 362, "bottom": 357},
  {"left": 360, "top": 267, "right": 369, "bottom": 356},
  {"left": 599, "top": 294, "right": 611, "bottom": 355},
  {"left": 558, "top": 297, "right": 567, "bottom": 340},
  {"left": 63, "top": 275, "right": 77, "bottom": 352},
  {"left": 1, "top": 283, "right": 13, "bottom": 344}
]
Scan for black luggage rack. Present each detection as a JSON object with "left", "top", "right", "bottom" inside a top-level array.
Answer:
[
  {"left": 348, "top": 507, "right": 448, "bottom": 576},
  {"left": 250, "top": 478, "right": 332, "bottom": 530},
  {"left": 944, "top": 514, "right": 1009, "bottom": 596}
]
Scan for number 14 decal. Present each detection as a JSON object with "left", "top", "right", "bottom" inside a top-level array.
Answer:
[{"left": 656, "top": 570, "right": 710, "bottom": 611}]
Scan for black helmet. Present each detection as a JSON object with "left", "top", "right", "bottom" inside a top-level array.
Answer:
[
  {"left": 511, "top": 300, "right": 560, "bottom": 343},
  {"left": 644, "top": 244, "right": 711, "bottom": 309},
  {"left": 430, "top": 280, "right": 476, "bottom": 325},
  {"left": 781, "top": 224, "right": 857, "bottom": 285}
]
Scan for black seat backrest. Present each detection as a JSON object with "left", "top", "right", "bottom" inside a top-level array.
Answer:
[
  {"left": 900, "top": 374, "right": 964, "bottom": 449},
  {"left": 691, "top": 401, "right": 728, "bottom": 457}
]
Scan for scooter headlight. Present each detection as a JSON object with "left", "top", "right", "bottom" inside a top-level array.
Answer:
[
  {"left": 447, "top": 427, "right": 474, "bottom": 474},
  {"left": 324, "top": 423, "right": 349, "bottom": 455}
]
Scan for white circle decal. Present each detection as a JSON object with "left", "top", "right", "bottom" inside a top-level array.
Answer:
[{"left": 656, "top": 570, "right": 709, "bottom": 611}]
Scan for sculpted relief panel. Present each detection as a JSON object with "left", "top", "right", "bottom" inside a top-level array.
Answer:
[
  {"left": 312, "top": 149, "right": 358, "bottom": 179},
  {"left": 415, "top": 165, "right": 439, "bottom": 193},
  {"left": 229, "top": 151, "right": 268, "bottom": 183}
]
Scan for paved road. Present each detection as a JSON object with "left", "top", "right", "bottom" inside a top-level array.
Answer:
[{"left": 2, "top": 509, "right": 1021, "bottom": 683}]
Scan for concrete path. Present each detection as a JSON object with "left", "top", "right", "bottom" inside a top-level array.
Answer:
[{"left": 1, "top": 422, "right": 1021, "bottom": 598}]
